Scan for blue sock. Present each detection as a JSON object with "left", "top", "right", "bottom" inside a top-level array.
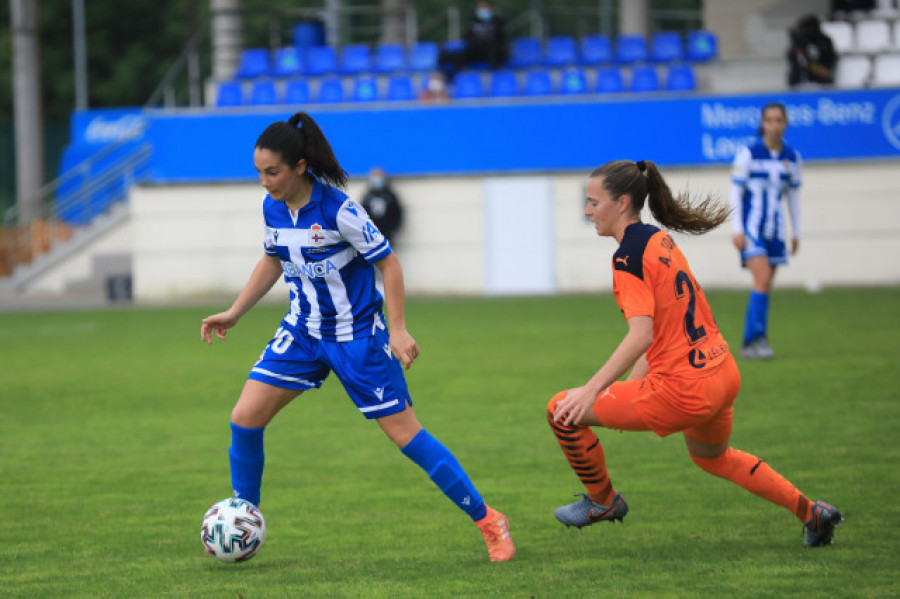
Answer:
[
  {"left": 744, "top": 291, "right": 769, "bottom": 345},
  {"left": 401, "top": 429, "right": 487, "bottom": 522},
  {"left": 229, "top": 423, "right": 265, "bottom": 507}
]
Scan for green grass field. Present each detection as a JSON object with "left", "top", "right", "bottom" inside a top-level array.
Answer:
[{"left": 1, "top": 287, "right": 898, "bottom": 598}]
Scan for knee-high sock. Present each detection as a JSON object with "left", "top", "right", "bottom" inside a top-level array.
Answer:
[
  {"left": 691, "top": 448, "right": 812, "bottom": 522},
  {"left": 229, "top": 423, "right": 265, "bottom": 507},
  {"left": 547, "top": 392, "right": 614, "bottom": 506},
  {"left": 401, "top": 429, "right": 487, "bottom": 522},
  {"left": 743, "top": 291, "right": 769, "bottom": 344}
]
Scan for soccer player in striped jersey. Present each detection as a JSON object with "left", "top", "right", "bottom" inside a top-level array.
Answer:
[
  {"left": 729, "top": 102, "right": 802, "bottom": 360},
  {"left": 200, "top": 112, "right": 514, "bottom": 562},
  {"left": 548, "top": 160, "right": 840, "bottom": 547}
]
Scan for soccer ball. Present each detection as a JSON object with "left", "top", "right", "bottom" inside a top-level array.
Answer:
[{"left": 200, "top": 498, "right": 266, "bottom": 562}]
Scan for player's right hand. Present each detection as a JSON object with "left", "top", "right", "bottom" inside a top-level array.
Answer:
[{"left": 201, "top": 311, "right": 238, "bottom": 345}]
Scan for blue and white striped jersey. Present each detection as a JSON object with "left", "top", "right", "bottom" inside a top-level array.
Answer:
[
  {"left": 729, "top": 138, "right": 802, "bottom": 242},
  {"left": 262, "top": 177, "right": 391, "bottom": 341}
]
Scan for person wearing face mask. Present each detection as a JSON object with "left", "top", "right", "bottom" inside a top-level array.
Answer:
[
  {"left": 360, "top": 167, "right": 404, "bottom": 243},
  {"left": 437, "top": 1, "right": 508, "bottom": 84}
]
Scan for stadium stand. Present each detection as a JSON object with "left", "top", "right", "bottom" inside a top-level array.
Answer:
[
  {"left": 452, "top": 71, "right": 484, "bottom": 98},
  {"left": 509, "top": 37, "right": 542, "bottom": 68},
  {"left": 665, "top": 64, "right": 697, "bottom": 91},
  {"left": 386, "top": 75, "right": 415, "bottom": 101},
  {"left": 651, "top": 31, "right": 683, "bottom": 62},
  {"left": 234, "top": 48, "right": 270, "bottom": 78},
  {"left": 545, "top": 36, "right": 579, "bottom": 67},
  {"left": 284, "top": 79, "right": 310, "bottom": 104},
  {"left": 215, "top": 81, "right": 243, "bottom": 106},
  {"left": 250, "top": 80, "right": 278, "bottom": 105},
  {"left": 272, "top": 47, "right": 304, "bottom": 77},
  {"left": 318, "top": 77, "right": 344, "bottom": 102},
  {"left": 352, "top": 76, "right": 379, "bottom": 101},
  {"left": 490, "top": 70, "right": 519, "bottom": 96},
  {"left": 374, "top": 43, "right": 407, "bottom": 73},
  {"left": 409, "top": 41, "right": 439, "bottom": 71},
  {"left": 872, "top": 52, "right": 900, "bottom": 85},
  {"left": 836, "top": 54, "right": 872, "bottom": 86},
  {"left": 595, "top": 67, "right": 625, "bottom": 93},
  {"left": 855, "top": 19, "right": 893, "bottom": 54},
  {"left": 524, "top": 69, "right": 554, "bottom": 95},
  {"left": 580, "top": 34, "right": 613, "bottom": 65},
  {"left": 306, "top": 46, "right": 338, "bottom": 76},
  {"left": 630, "top": 65, "right": 660, "bottom": 91},
  {"left": 686, "top": 30, "right": 718, "bottom": 61},
  {"left": 341, "top": 44, "right": 372, "bottom": 74},
  {"left": 616, "top": 34, "right": 648, "bottom": 63},
  {"left": 560, "top": 67, "right": 588, "bottom": 94},
  {"left": 822, "top": 20, "right": 855, "bottom": 54}
]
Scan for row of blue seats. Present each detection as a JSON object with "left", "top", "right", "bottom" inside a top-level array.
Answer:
[
  {"left": 234, "top": 31, "right": 719, "bottom": 79},
  {"left": 217, "top": 64, "right": 698, "bottom": 106}
]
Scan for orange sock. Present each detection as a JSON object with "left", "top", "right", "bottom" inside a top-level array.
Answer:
[
  {"left": 547, "top": 392, "right": 614, "bottom": 505},
  {"left": 691, "top": 448, "right": 812, "bottom": 522}
]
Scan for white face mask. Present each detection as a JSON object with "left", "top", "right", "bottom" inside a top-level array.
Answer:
[
  {"left": 369, "top": 177, "right": 385, "bottom": 190},
  {"left": 476, "top": 8, "right": 492, "bottom": 20}
]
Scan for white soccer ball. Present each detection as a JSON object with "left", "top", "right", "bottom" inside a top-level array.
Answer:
[{"left": 200, "top": 498, "right": 266, "bottom": 562}]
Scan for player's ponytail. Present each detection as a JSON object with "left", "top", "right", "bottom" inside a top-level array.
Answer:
[
  {"left": 591, "top": 159, "right": 729, "bottom": 235},
  {"left": 255, "top": 112, "right": 349, "bottom": 189}
]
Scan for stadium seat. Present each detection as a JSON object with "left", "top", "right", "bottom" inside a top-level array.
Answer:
[
  {"left": 616, "top": 34, "right": 647, "bottom": 63},
  {"left": 317, "top": 77, "right": 344, "bottom": 103},
  {"left": 665, "top": 64, "right": 696, "bottom": 91},
  {"left": 490, "top": 70, "right": 519, "bottom": 96},
  {"left": 872, "top": 0, "right": 900, "bottom": 18},
  {"left": 272, "top": 47, "right": 304, "bottom": 77},
  {"left": 630, "top": 66, "right": 659, "bottom": 92},
  {"left": 306, "top": 46, "right": 338, "bottom": 76},
  {"left": 872, "top": 53, "right": 900, "bottom": 86},
  {"left": 686, "top": 30, "right": 718, "bottom": 62},
  {"left": 560, "top": 67, "right": 588, "bottom": 94},
  {"left": 341, "top": 44, "right": 372, "bottom": 74},
  {"left": 855, "top": 20, "right": 893, "bottom": 54},
  {"left": 524, "top": 69, "right": 554, "bottom": 96},
  {"left": 250, "top": 80, "right": 278, "bottom": 105},
  {"left": 894, "top": 20, "right": 900, "bottom": 51},
  {"left": 822, "top": 21, "right": 855, "bottom": 54},
  {"left": 293, "top": 20, "right": 326, "bottom": 49},
  {"left": 284, "top": 79, "right": 310, "bottom": 104},
  {"left": 835, "top": 55, "right": 872, "bottom": 87},
  {"left": 509, "top": 37, "right": 542, "bottom": 68},
  {"left": 374, "top": 43, "right": 406, "bottom": 73},
  {"left": 650, "top": 32, "right": 683, "bottom": 62},
  {"left": 234, "top": 48, "right": 270, "bottom": 78},
  {"left": 545, "top": 36, "right": 579, "bottom": 66},
  {"left": 595, "top": 67, "right": 624, "bottom": 93},
  {"left": 409, "top": 41, "right": 439, "bottom": 71},
  {"left": 386, "top": 75, "right": 414, "bottom": 101},
  {"left": 352, "top": 76, "right": 379, "bottom": 101},
  {"left": 452, "top": 71, "right": 484, "bottom": 98},
  {"left": 216, "top": 81, "right": 243, "bottom": 106},
  {"left": 581, "top": 34, "right": 613, "bottom": 64}
]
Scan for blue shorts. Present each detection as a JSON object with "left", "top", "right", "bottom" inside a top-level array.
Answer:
[
  {"left": 247, "top": 324, "right": 411, "bottom": 419},
  {"left": 740, "top": 234, "right": 787, "bottom": 267}
]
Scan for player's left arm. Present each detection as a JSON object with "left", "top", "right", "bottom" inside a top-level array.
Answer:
[
  {"left": 376, "top": 253, "right": 419, "bottom": 369},
  {"left": 787, "top": 152, "right": 803, "bottom": 255}
]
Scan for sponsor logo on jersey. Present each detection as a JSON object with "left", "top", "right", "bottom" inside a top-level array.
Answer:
[{"left": 281, "top": 259, "right": 338, "bottom": 279}]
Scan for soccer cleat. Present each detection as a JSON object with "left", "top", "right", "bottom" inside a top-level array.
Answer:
[
  {"left": 803, "top": 501, "right": 842, "bottom": 547},
  {"left": 754, "top": 337, "right": 776, "bottom": 359},
  {"left": 555, "top": 492, "right": 628, "bottom": 528},
  {"left": 475, "top": 506, "right": 516, "bottom": 562}
]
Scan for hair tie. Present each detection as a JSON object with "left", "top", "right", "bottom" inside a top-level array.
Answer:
[{"left": 636, "top": 160, "right": 647, "bottom": 173}]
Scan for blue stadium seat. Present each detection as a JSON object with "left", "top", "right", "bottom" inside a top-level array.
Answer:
[
  {"left": 306, "top": 46, "right": 338, "bottom": 76},
  {"left": 317, "top": 77, "right": 344, "bottom": 103},
  {"left": 616, "top": 34, "right": 647, "bottom": 64},
  {"left": 524, "top": 69, "right": 554, "bottom": 96},
  {"left": 665, "top": 64, "right": 696, "bottom": 91},
  {"left": 581, "top": 35, "right": 613, "bottom": 64},
  {"left": 374, "top": 43, "right": 406, "bottom": 73},
  {"left": 630, "top": 66, "right": 659, "bottom": 92},
  {"left": 509, "top": 37, "right": 542, "bottom": 68},
  {"left": 272, "top": 47, "right": 304, "bottom": 77},
  {"left": 595, "top": 67, "right": 624, "bottom": 93},
  {"left": 386, "top": 75, "right": 414, "bottom": 101},
  {"left": 686, "top": 30, "right": 718, "bottom": 62},
  {"left": 409, "top": 41, "right": 438, "bottom": 71},
  {"left": 560, "top": 67, "right": 587, "bottom": 94},
  {"left": 452, "top": 72, "right": 484, "bottom": 98},
  {"left": 250, "top": 80, "right": 278, "bottom": 105},
  {"left": 352, "top": 76, "right": 379, "bottom": 101},
  {"left": 216, "top": 81, "right": 243, "bottom": 106},
  {"left": 284, "top": 79, "right": 310, "bottom": 104},
  {"left": 545, "top": 36, "right": 578, "bottom": 67},
  {"left": 235, "top": 48, "right": 270, "bottom": 78},
  {"left": 341, "top": 44, "right": 371, "bottom": 74},
  {"left": 490, "top": 70, "right": 519, "bottom": 96},
  {"left": 650, "top": 32, "right": 683, "bottom": 62}
]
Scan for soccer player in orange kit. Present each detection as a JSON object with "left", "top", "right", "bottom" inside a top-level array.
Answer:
[{"left": 548, "top": 159, "right": 841, "bottom": 547}]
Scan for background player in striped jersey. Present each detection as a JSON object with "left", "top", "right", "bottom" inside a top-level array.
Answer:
[
  {"left": 200, "top": 112, "right": 515, "bottom": 562},
  {"left": 730, "top": 102, "right": 802, "bottom": 360},
  {"left": 547, "top": 160, "right": 840, "bottom": 547}
]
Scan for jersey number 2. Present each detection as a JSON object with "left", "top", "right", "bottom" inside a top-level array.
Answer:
[{"left": 675, "top": 270, "right": 707, "bottom": 345}]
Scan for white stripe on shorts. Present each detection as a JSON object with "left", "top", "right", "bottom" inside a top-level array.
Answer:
[
  {"left": 359, "top": 399, "right": 400, "bottom": 413},
  {"left": 250, "top": 367, "right": 317, "bottom": 387}
]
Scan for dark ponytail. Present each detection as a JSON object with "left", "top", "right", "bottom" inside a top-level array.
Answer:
[
  {"left": 256, "top": 112, "right": 349, "bottom": 189},
  {"left": 591, "top": 160, "right": 730, "bottom": 235}
]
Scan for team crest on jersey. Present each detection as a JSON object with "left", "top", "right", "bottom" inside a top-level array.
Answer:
[{"left": 308, "top": 223, "right": 326, "bottom": 247}]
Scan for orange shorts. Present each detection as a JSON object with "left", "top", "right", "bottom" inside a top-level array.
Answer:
[{"left": 592, "top": 354, "right": 741, "bottom": 444}]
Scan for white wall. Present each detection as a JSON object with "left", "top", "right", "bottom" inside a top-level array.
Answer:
[{"left": 129, "top": 161, "right": 900, "bottom": 303}]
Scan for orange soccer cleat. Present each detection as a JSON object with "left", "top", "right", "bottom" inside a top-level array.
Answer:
[{"left": 476, "top": 506, "right": 516, "bottom": 562}]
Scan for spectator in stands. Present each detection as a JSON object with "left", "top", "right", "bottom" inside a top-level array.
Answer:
[
  {"left": 729, "top": 102, "right": 802, "bottom": 360},
  {"left": 361, "top": 167, "right": 404, "bottom": 243},
  {"left": 830, "top": 0, "right": 875, "bottom": 20},
  {"left": 420, "top": 72, "right": 450, "bottom": 103},
  {"left": 787, "top": 14, "right": 838, "bottom": 87},
  {"left": 437, "top": 2, "right": 508, "bottom": 83}
]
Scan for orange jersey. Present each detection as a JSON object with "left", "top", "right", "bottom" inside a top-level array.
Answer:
[{"left": 612, "top": 222, "right": 730, "bottom": 378}]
